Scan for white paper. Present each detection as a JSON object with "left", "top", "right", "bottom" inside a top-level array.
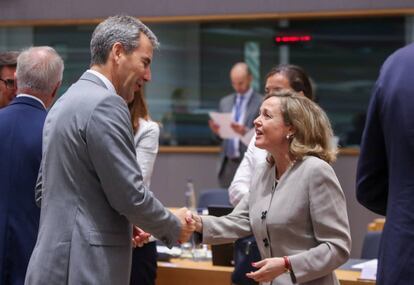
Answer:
[
  {"left": 359, "top": 260, "right": 377, "bottom": 280},
  {"left": 209, "top": 112, "right": 239, "bottom": 139},
  {"left": 351, "top": 259, "right": 377, "bottom": 269},
  {"left": 156, "top": 245, "right": 182, "bottom": 257},
  {"left": 352, "top": 259, "right": 377, "bottom": 281},
  {"left": 241, "top": 128, "right": 255, "bottom": 146}
]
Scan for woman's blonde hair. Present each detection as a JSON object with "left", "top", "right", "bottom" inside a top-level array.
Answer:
[
  {"left": 128, "top": 89, "right": 150, "bottom": 134},
  {"left": 265, "top": 89, "right": 337, "bottom": 164}
]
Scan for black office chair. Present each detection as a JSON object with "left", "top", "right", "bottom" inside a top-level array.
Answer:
[
  {"left": 197, "top": 188, "right": 231, "bottom": 209},
  {"left": 361, "top": 231, "right": 382, "bottom": 259}
]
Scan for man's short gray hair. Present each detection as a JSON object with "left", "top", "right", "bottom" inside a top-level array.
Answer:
[
  {"left": 90, "top": 15, "right": 159, "bottom": 65},
  {"left": 16, "top": 46, "right": 64, "bottom": 94}
]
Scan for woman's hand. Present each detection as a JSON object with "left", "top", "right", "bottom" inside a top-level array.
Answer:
[
  {"left": 131, "top": 226, "right": 151, "bottom": 248},
  {"left": 246, "top": 257, "right": 286, "bottom": 283},
  {"left": 192, "top": 213, "right": 203, "bottom": 233}
]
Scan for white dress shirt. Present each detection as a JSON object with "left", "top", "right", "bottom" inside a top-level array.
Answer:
[
  {"left": 228, "top": 134, "right": 267, "bottom": 206},
  {"left": 230, "top": 88, "right": 253, "bottom": 157},
  {"left": 134, "top": 119, "right": 160, "bottom": 188},
  {"left": 87, "top": 69, "right": 117, "bottom": 95}
]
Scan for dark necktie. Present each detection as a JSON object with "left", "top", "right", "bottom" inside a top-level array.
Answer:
[{"left": 225, "top": 95, "right": 245, "bottom": 158}]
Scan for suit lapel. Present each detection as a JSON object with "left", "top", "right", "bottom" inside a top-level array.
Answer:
[
  {"left": 244, "top": 91, "right": 261, "bottom": 125},
  {"left": 245, "top": 92, "right": 256, "bottom": 118}
]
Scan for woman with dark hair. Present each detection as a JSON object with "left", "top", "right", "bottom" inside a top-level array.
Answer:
[
  {"left": 194, "top": 90, "right": 351, "bottom": 285},
  {"left": 264, "top": 64, "right": 314, "bottom": 101},
  {"left": 129, "top": 89, "right": 160, "bottom": 285}
]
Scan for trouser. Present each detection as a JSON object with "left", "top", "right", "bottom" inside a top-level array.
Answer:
[{"left": 218, "top": 157, "right": 242, "bottom": 188}]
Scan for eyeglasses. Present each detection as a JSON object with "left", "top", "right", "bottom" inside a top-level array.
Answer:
[{"left": 0, "top": 78, "right": 15, "bottom": 89}]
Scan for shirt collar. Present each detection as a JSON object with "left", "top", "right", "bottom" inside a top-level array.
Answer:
[
  {"left": 16, "top": 94, "right": 46, "bottom": 109},
  {"left": 87, "top": 69, "right": 117, "bottom": 95},
  {"left": 237, "top": 87, "right": 253, "bottom": 102}
]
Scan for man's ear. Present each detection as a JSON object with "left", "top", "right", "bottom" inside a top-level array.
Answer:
[
  {"left": 111, "top": 42, "right": 124, "bottom": 64},
  {"left": 51, "top": 81, "right": 61, "bottom": 99}
]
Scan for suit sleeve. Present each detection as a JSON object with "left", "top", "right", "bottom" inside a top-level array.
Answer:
[
  {"left": 289, "top": 162, "right": 351, "bottom": 283},
  {"left": 86, "top": 95, "right": 181, "bottom": 247},
  {"left": 201, "top": 192, "right": 252, "bottom": 244},
  {"left": 356, "top": 81, "right": 388, "bottom": 215}
]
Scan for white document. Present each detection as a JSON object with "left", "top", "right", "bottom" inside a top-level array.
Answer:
[
  {"left": 352, "top": 259, "right": 377, "bottom": 281},
  {"left": 209, "top": 112, "right": 239, "bottom": 139},
  {"left": 241, "top": 128, "right": 255, "bottom": 146},
  {"left": 351, "top": 259, "right": 377, "bottom": 269},
  {"left": 156, "top": 245, "right": 182, "bottom": 257}
]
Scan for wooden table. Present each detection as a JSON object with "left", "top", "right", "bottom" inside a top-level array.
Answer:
[
  {"left": 335, "top": 269, "right": 375, "bottom": 285},
  {"left": 157, "top": 258, "right": 232, "bottom": 285},
  {"left": 156, "top": 258, "right": 375, "bottom": 285}
]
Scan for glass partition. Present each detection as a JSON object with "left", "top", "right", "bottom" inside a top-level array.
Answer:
[{"left": 0, "top": 16, "right": 406, "bottom": 146}]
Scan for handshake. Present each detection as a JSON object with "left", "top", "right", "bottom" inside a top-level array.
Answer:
[{"left": 132, "top": 207, "right": 203, "bottom": 247}]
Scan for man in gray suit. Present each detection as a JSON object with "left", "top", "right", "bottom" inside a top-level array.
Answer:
[
  {"left": 25, "top": 15, "right": 194, "bottom": 285},
  {"left": 209, "top": 62, "right": 262, "bottom": 188}
]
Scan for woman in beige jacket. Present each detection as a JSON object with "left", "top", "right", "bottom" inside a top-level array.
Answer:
[{"left": 194, "top": 90, "right": 351, "bottom": 285}]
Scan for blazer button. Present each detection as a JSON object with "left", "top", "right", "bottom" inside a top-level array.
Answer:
[
  {"left": 263, "top": 238, "right": 269, "bottom": 247},
  {"left": 261, "top": 211, "right": 267, "bottom": 220}
]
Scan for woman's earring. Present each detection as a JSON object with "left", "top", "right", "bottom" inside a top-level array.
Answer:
[{"left": 286, "top": 134, "right": 291, "bottom": 140}]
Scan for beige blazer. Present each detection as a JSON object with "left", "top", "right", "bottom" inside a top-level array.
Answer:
[{"left": 202, "top": 156, "right": 351, "bottom": 285}]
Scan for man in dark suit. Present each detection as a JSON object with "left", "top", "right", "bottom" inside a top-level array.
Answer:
[
  {"left": 0, "top": 46, "right": 63, "bottom": 285},
  {"left": 0, "top": 51, "right": 19, "bottom": 108},
  {"left": 356, "top": 43, "right": 414, "bottom": 284},
  {"left": 209, "top": 62, "right": 262, "bottom": 188}
]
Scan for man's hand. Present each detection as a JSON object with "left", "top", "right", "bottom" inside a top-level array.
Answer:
[
  {"left": 208, "top": 119, "right": 220, "bottom": 135},
  {"left": 230, "top": 122, "right": 247, "bottom": 135},
  {"left": 132, "top": 226, "right": 151, "bottom": 248},
  {"left": 246, "top": 257, "right": 285, "bottom": 283},
  {"left": 173, "top": 207, "right": 196, "bottom": 243}
]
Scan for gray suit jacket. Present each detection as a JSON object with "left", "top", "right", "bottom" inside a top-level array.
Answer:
[
  {"left": 218, "top": 91, "right": 262, "bottom": 174},
  {"left": 202, "top": 156, "right": 351, "bottom": 285},
  {"left": 25, "top": 72, "right": 181, "bottom": 285}
]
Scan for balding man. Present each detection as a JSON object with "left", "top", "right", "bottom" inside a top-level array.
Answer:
[
  {"left": 0, "top": 46, "right": 63, "bottom": 285},
  {"left": 0, "top": 51, "right": 19, "bottom": 108},
  {"left": 209, "top": 62, "right": 262, "bottom": 188}
]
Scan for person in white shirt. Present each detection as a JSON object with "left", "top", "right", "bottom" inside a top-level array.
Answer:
[
  {"left": 228, "top": 64, "right": 314, "bottom": 206},
  {"left": 128, "top": 88, "right": 160, "bottom": 285}
]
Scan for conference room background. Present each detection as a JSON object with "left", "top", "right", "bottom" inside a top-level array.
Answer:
[{"left": 0, "top": 16, "right": 408, "bottom": 147}]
